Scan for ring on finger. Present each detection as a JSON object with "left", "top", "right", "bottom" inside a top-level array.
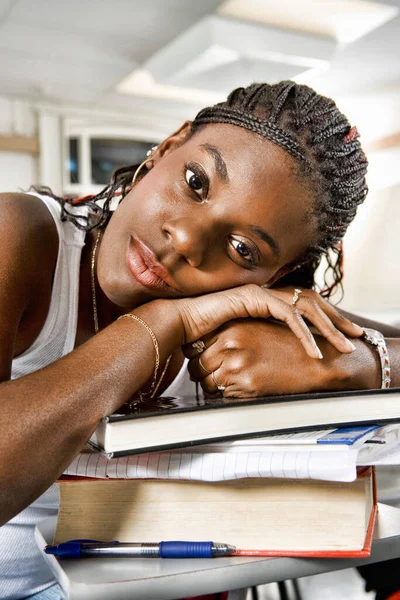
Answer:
[
  {"left": 212, "top": 371, "right": 226, "bottom": 392},
  {"left": 199, "top": 357, "right": 211, "bottom": 375},
  {"left": 192, "top": 340, "right": 206, "bottom": 354},
  {"left": 292, "top": 288, "right": 302, "bottom": 307}
]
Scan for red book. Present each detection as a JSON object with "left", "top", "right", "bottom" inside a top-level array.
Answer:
[{"left": 55, "top": 467, "right": 376, "bottom": 557}]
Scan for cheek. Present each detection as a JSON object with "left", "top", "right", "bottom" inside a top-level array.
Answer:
[
  {"left": 112, "top": 191, "right": 162, "bottom": 233},
  {"left": 124, "top": 170, "right": 180, "bottom": 222}
]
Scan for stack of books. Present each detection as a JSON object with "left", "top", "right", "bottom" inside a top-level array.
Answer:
[{"left": 56, "top": 388, "right": 400, "bottom": 558}]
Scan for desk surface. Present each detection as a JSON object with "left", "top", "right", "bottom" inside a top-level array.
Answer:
[{"left": 36, "top": 504, "right": 400, "bottom": 600}]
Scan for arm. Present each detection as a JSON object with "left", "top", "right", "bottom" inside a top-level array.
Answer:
[
  {"left": 338, "top": 309, "right": 400, "bottom": 338},
  {"left": 0, "top": 199, "right": 345, "bottom": 524},
  {"left": 185, "top": 319, "right": 400, "bottom": 397},
  {"left": 0, "top": 194, "right": 186, "bottom": 523},
  {"left": 184, "top": 288, "right": 400, "bottom": 397}
]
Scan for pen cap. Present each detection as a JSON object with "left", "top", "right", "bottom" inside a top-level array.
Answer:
[
  {"left": 45, "top": 541, "right": 83, "bottom": 558},
  {"left": 159, "top": 541, "right": 213, "bottom": 558},
  {"left": 44, "top": 539, "right": 99, "bottom": 558}
]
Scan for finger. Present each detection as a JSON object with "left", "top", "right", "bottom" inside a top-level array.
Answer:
[
  {"left": 271, "top": 287, "right": 364, "bottom": 338},
  {"left": 312, "top": 298, "right": 364, "bottom": 338},
  {"left": 198, "top": 377, "right": 218, "bottom": 396},
  {"left": 295, "top": 297, "right": 357, "bottom": 354},
  {"left": 182, "top": 331, "right": 220, "bottom": 359},
  {"left": 187, "top": 355, "right": 213, "bottom": 380},
  {"left": 264, "top": 293, "right": 322, "bottom": 359},
  {"left": 182, "top": 339, "right": 206, "bottom": 359},
  {"left": 203, "top": 368, "right": 226, "bottom": 395},
  {"left": 188, "top": 344, "right": 223, "bottom": 381}
]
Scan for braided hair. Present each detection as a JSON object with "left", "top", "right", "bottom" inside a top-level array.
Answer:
[
  {"left": 192, "top": 81, "right": 368, "bottom": 297},
  {"left": 35, "top": 81, "right": 368, "bottom": 299}
]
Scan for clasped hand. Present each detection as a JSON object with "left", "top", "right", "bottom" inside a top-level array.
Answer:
[{"left": 180, "top": 286, "right": 364, "bottom": 397}]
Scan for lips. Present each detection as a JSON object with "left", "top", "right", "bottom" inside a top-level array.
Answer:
[{"left": 126, "top": 237, "right": 177, "bottom": 291}]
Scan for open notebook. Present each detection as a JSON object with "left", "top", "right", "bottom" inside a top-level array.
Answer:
[{"left": 67, "top": 424, "right": 400, "bottom": 482}]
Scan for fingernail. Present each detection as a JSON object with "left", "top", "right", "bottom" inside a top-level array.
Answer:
[
  {"left": 316, "top": 347, "right": 323, "bottom": 359},
  {"left": 352, "top": 323, "right": 364, "bottom": 335},
  {"left": 346, "top": 340, "right": 357, "bottom": 352}
]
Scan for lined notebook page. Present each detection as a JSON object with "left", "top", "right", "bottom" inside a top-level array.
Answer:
[{"left": 64, "top": 449, "right": 359, "bottom": 482}]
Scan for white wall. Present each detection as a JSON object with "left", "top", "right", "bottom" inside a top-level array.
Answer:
[
  {"left": 329, "top": 91, "right": 400, "bottom": 322},
  {"left": 0, "top": 96, "right": 38, "bottom": 192},
  {"left": 315, "top": 164, "right": 400, "bottom": 324},
  {"left": 339, "top": 182, "right": 400, "bottom": 322},
  {"left": 0, "top": 151, "right": 38, "bottom": 193},
  {"left": 38, "top": 111, "right": 63, "bottom": 196},
  {"left": 0, "top": 92, "right": 398, "bottom": 321}
]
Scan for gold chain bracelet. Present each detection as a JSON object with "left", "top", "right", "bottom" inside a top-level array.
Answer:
[{"left": 118, "top": 314, "right": 160, "bottom": 397}]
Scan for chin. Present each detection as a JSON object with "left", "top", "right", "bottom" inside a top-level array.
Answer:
[{"left": 99, "top": 271, "right": 142, "bottom": 310}]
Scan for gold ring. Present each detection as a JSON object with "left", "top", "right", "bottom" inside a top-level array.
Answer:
[
  {"left": 212, "top": 371, "right": 226, "bottom": 392},
  {"left": 292, "top": 288, "right": 302, "bottom": 307},
  {"left": 199, "top": 357, "right": 211, "bottom": 375},
  {"left": 192, "top": 340, "right": 206, "bottom": 354}
]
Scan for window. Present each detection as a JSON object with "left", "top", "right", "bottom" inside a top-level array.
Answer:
[
  {"left": 63, "top": 124, "right": 159, "bottom": 196},
  {"left": 68, "top": 138, "right": 80, "bottom": 184},
  {"left": 90, "top": 138, "right": 155, "bottom": 185}
]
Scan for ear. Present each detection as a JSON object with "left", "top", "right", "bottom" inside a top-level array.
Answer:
[{"left": 145, "top": 121, "right": 192, "bottom": 170}]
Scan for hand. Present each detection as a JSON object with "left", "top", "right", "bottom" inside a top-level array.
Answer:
[
  {"left": 269, "top": 286, "right": 364, "bottom": 341},
  {"left": 183, "top": 319, "right": 367, "bottom": 398},
  {"left": 174, "top": 284, "right": 363, "bottom": 360}
]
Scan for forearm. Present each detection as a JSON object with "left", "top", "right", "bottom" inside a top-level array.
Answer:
[
  {"left": 387, "top": 338, "right": 400, "bottom": 387},
  {"left": 338, "top": 308, "right": 400, "bottom": 338},
  {"left": 0, "top": 300, "right": 183, "bottom": 525},
  {"left": 318, "top": 336, "right": 400, "bottom": 390}
]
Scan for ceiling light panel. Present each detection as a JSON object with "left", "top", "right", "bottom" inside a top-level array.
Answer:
[{"left": 218, "top": 0, "right": 399, "bottom": 44}]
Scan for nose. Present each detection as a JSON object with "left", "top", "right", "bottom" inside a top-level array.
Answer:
[{"left": 162, "top": 217, "right": 209, "bottom": 268}]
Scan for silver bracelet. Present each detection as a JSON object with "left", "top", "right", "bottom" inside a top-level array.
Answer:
[{"left": 362, "top": 328, "right": 391, "bottom": 389}]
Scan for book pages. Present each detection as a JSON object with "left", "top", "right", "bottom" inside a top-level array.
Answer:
[{"left": 65, "top": 448, "right": 360, "bottom": 481}]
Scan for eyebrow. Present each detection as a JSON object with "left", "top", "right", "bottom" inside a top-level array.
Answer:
[
  {"left": 200, "top": 143, "right": 229, "bottom": 184},
  {"left": 250, "top": 225, "right": 281, "bottom": 258},
  {"left": 199, "top": 143, "right": 279, "bottom": 258}
]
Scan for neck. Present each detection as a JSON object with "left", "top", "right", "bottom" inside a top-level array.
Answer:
[
  {"left": 80, "top": 229, "right": 185, "bottom": 393},
  {"left": 76, "top": 230, "right": 121, "bottom": 345},
  {"left": 89, "top": 229, "right": 125, "bottom": 332}
]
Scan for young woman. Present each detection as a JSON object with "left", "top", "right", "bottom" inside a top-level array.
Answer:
[{"left": 0, "top": 81, "right": 398, "bottom": 600}]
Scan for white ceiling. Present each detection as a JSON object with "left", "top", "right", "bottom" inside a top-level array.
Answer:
[
  {"left": 0, "top": 0, "right": 223, "bottom": 105},
  {"left": 0, "top": 0, "right": 399, "bottom": 140}
]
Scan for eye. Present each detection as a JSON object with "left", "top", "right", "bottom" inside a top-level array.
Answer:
[
  {"left": 185, "top": 169, "right": 203, "bottom": 192},
  {"left": 229, "top": 237, "right": 259, "bottom": 267},
  {"left": 184, "top": 163, "right": 209, "bottom": 201}
]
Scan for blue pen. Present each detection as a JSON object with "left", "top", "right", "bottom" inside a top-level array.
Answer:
[{"left": 45, "top": 539, "right": 236, "bottom": 558}]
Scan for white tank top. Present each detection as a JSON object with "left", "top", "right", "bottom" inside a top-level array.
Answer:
[{"left": 1, "top": 193, "right": 196, "bottom": 599}]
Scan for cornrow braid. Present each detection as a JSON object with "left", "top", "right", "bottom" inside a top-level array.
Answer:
[
  {"left": 33, "top": 81, "right": 367, "bottom": 300},
  {"left": 194, "top": 106, "right": 307, "bottom": 162},
  {"left": 191, "top": 81, "right": 368, "bottom": 299}
]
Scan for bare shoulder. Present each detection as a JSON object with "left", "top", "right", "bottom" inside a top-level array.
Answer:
[
  {"left": 0, "top": 191, "right": 59, "bottom": 284},
  {"left": 0, "top": 192, "right": 59, "bottom": 379},
  {"left": 0, "top": 191, "right": 58, "bottom": 233}
]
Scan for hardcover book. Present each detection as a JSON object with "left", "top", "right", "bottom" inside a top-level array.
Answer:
[
  {"left": 88, "top": 388, "right": 400, "bottom": 456},
  {"left": 55, "top": 467, "right": 377, "bottom": 557}
]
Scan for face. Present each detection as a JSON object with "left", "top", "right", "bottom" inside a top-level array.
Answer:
[{"left": 97, "top": 123, "right": 317, "bottom": 310}]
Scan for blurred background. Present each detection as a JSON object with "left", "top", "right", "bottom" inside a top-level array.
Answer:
[
  {"left": 0, "top": 0, "right": 399, "bottom": 321},
  {"left": 0, "top": 3, "right": 398, "bottom": 598}
]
